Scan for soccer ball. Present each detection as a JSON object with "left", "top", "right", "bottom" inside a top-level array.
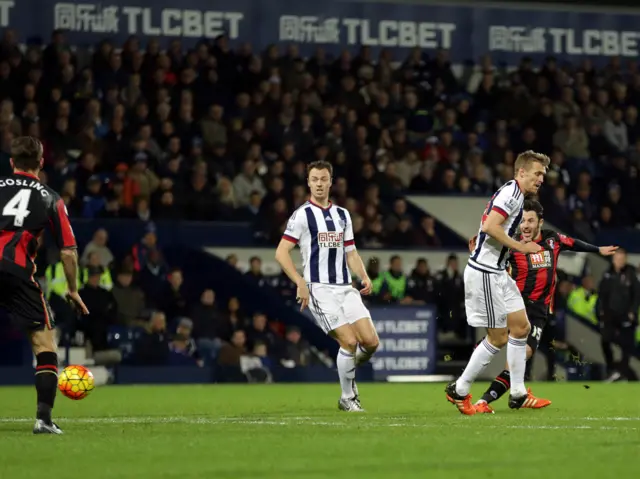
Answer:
[{"left": 58, "top": 365, "right": 95, "bottom": 400}]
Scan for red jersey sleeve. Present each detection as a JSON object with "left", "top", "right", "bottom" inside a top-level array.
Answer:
[{"left": 49, "top": 198, "right": 77, "bottom": 249}]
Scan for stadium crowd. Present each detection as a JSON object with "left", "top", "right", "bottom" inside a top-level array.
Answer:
[{"left": 1, "top": 27, "right": 639, "bottom": 372}]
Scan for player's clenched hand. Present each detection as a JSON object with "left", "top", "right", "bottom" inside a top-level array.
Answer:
[
  {"left": 66, "top": 291, "right": 90, "bottom": 315},
  {"left": 599, "top": 246, "right": 618, "bottom": 256},
  {"left": 519, "top": 242, "right": 543, "bottom": 254},
  {"left": 360, "top": 277, "right": 372, "bottom": 296},
  {"left": 296, "top": 280, "right": 310, "bottom": 312},
  {"left": 468, "top": 235, "right": 477, "bottom": 252}
]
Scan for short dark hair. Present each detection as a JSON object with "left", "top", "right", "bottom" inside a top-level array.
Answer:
[
  {"left": 11, "top": 136, "right": 43, "bottom": 171},
  {"left": 306, "top": 160, "right": 333, "bottom": 178},
  {"left": 523, "top": 199, "right": 544, "bottom": 219}
]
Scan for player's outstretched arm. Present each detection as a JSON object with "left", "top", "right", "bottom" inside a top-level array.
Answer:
[
  {"left": 556, "top": 233, "right": 617, "bottom": 255},
  {"left": 346, "top": 249, "right": 372, "bottom": 295},
  {"left": 482, "top": 211, "right": 540, "bottom": 254},
  {"left": 48, "top": 197, "right": 89, "bottom": 314},
  {"left": 275, "top": 238, "right": 309, "bottom": 311},
  {"left": 60, "top": 248, "right": 89, "bottom": 314}
]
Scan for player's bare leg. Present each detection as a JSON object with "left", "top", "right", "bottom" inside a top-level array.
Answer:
[
  {"left": 331, "top": 324, "right": 364, "bottom": 412},
  {"left": 504, "top": 309, "right": 531, "bottom": 409},
  {"left": 350, "top": 317, "right": 380, "bottom": 400},
  {"left": 446, "top": 328, "right": 508, "bottom": 415},
  {"left": 30, "top": 328, "right": 63, "bottom": 434},
  {"left": 477, "top": 343, "right": 551, "bottom": 412}
]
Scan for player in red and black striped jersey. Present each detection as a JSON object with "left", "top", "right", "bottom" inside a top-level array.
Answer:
[
  {"left": 0, "top": 137, "right": 89, "bottom": 435},
  {"left": 471, "top": 199, "right": 617, "bottom": 413}
]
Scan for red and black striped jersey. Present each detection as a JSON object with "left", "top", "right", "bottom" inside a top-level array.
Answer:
[
  {"left": 508, "top": 229, "right": 591, "bottom": 309},
  {"left": 0, "top": 172, "right": 76, "bottom": 281}
]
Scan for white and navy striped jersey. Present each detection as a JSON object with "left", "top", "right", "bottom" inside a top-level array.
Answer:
[
  {"left": 469, "top": 180, "right": 524, "bottom": 273},
  {"left": 282, "top": 200, "right": 355, "bottom": 285}
]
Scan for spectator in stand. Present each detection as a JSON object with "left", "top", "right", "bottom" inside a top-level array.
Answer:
[
  {"left": 81, "top": 252, "right": 114, "bottom": 290},
  {"left": 217, "top": 329, "right": 247, "bottom": 381},
  {"left": 159, "top": 267, "right": 188, "bottom": 321},
  {"left": 375, "top": 255, "right": 412, "bottom": 304},
  {"left": 553, "top": 115, "right": 590, "bottom": 160},
  {"left": 245, "top": 312, "right": 279, "bottom": 353},
  {"left": 81, "top": 175, "right": 107, "bottom": 218},
  {"left": 233, "top": 159, "right": 265, "bottom": 207},
  {"left": 132, "top": 223, "right": 163, "bottom": 272},
  {"left": 190, "top": 289, "right": 227, "bottom": 359},
  {"left": 225, "top": 254, "right": 239, "bottom": 270},
  {"left": 112, "top": 269, "right": 146, "bottom": 327},
  {"left": 134, "top": 311, "right": 170, "bottom": 366},
  {"left": 435, "top": 254, "right": 466, "bottom": 339},
  {"left": 412, "top": 216, "right": 442, "bottom": 247},
  {"left": 218, "top": 296, "right": 247, "bottom": 341},
  {"left": 279, "top": 326, "right": 311, "bottom": 367},
  {"left": 80, "top": 228, "right": 114, "bottom": 268},
  {"left": 604, "top": 108, "right": 629, "bottom": 153},
  {"left": 138, "top": 248, "right": 168, "bottom": 300},
  {"left": 245, "top": 256, "right": 266, "bottom": 287},
  {"left": 79, "top": 267, "right": 120, "bottom": 364},
  {"left": 169, "top": 318, "right": 203, "bottom": 367},
  {"left": 267, "top": 269, "right": 297, "bottom": 306},
  {"left": 406, "top": 258, "right": 438, "bottom": 305}
]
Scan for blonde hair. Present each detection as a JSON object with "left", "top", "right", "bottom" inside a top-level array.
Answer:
[{"left": 514, "top": 150, "right": 550, "bottom": 174}]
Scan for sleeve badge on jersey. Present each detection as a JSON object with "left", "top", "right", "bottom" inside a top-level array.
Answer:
[
  {"left": 547, "top": 238, "right": 555, "bottom": 249},
  {"left": 338, "top": 218, "right": 346, "bottom": 229},
  {"left": 505, "top": 197, "right": 518, "bottom": 210},
  {"left": 285, "top": 218, "right": 295, "bottom": 232}
]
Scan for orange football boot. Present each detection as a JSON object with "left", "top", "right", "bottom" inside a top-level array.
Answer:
[
  {"left": 445, "top": 382, "right": 477, "bottom": 416},
  {"left": 474, "top": 401, "right": 495, "bottom": 414},
  {"left": 520, "top": 388, "right": 552, "bottom": 409}
]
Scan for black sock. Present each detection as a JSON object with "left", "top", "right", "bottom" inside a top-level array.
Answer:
[
  {"left": 524, "top": 358, "right": 533, "bottom": 381},
  {"left": 35, "top": 352, "right": 58, "bottom": 423},
  {"left": 481, "top": 370, "right": 511, "bottom": 404}
]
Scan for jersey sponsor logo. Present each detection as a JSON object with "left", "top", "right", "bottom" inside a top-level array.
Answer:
[
  {"left": 318, "top": 231, "right": 343, "bottom": 248},
  {"left": 529, "top": 250, "right": 552, "bottom": 269}
]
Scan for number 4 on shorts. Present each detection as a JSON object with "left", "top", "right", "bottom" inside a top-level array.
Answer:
[{"left": 3, "top": 189, "right": 32, "bottom": 227}]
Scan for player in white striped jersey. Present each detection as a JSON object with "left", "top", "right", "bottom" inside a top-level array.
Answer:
[
  {"left": 275, "top": 160, "right": 379, "bottom": 412},
  {"left": 445, "top": 150, "right": 549, "bottom": 415}
]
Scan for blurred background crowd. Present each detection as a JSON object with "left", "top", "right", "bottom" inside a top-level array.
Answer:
[{"left": 1, "top": 26, "right": 639, "bottom": 378}]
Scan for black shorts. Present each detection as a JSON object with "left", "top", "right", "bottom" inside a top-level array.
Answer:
[
  {"left": 0, "top": 272, "right": 55, "bottom": 332},
  {"left": 526, "top": 302, "right": 549, "bottom": 354}
]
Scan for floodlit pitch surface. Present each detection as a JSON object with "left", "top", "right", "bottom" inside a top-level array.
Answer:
[{"left": 0, "top": 383, "right": 638, "bottom": 478}]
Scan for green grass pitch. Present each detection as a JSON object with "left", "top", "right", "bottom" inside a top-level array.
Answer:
[{"left": 0, "top": 382, "right": 638, "bottom": 479}]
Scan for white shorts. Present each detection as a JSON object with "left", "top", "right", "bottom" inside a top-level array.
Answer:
[
  {"left": 464, "top": 265, "right": 525, "bottom": 329},
  {"left": 307, "top": 283, "right": 371, "bottom": 334}
]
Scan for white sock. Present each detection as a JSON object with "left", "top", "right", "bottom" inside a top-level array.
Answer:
[
  {"left": 355, "top": 343, "right": 373, "bottom": 365},
  {"left": 507, "top": 336, "right": 528, "bottom": 397},
  {"left": 337, "top": 348, "right": 356, "bottom": 399},
  {"left": 456, "top": 338, "right": 501, "bottom": 396}
]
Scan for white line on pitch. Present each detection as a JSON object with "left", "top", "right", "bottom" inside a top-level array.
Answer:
[{"left": 0, "top": 416, "right": 636, "bottom": 431}]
